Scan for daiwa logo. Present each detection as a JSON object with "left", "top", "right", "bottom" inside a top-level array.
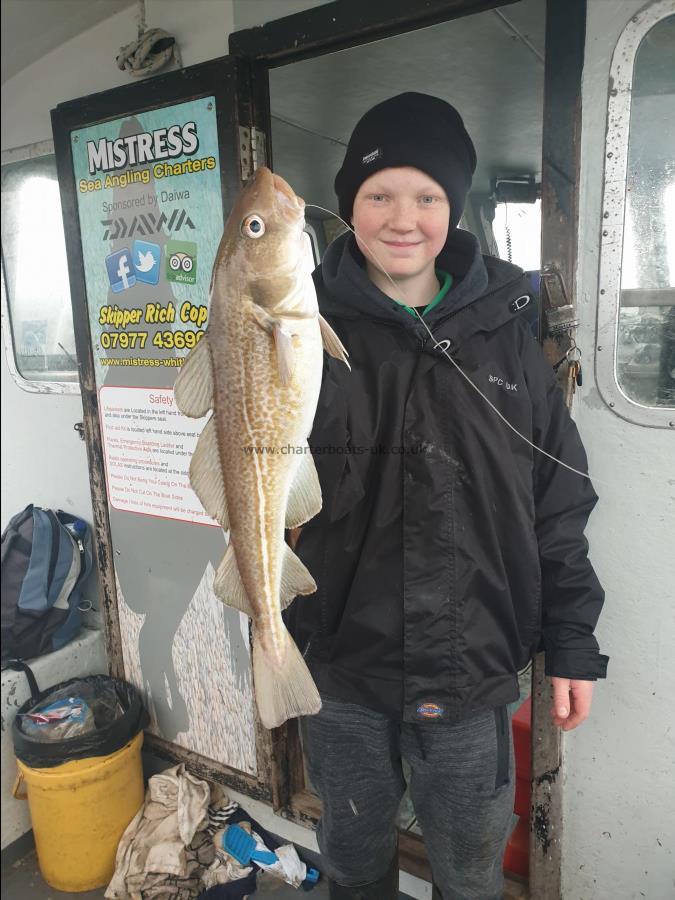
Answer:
[
  {"left": 362, "top": 148, "right": 382, "bottom": 165},
  {"left": 101, "top": 209, "right": 195, "bottom": 241},
  {"left": 417, "top": 702, "right": 444, "bottom": 719}
]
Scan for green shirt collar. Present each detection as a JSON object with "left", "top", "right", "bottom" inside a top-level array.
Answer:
[{"left": 398, "top": 269, "right": 453, "bottom": 319}]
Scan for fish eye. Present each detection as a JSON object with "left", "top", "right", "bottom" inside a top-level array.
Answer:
[{"left": 241, "top": 214, "right": 265, "bottom": 238}]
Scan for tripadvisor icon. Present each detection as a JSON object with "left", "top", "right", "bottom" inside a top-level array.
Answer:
[{"left": 166, "top": 240, "right": 197, "bottom": 285}]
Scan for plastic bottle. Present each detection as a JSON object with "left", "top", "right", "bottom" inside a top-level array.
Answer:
[{"left": 66, "top": 519, "right": 86, "bottom": 554}]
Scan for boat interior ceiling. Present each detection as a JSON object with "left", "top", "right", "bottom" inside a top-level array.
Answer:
[{"left": 269, "top": 0, "right": 546, "bottom": 218}]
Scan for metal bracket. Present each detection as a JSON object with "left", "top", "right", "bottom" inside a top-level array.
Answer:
[
  {"left": 239, "top": 126, "right": 252, "bottom": 182},
  {"left": 238, "top": 126, "right": 267, "bottom": 182},
  {"left": 251, "top": 126, "right": 267, "bottom": 170}
]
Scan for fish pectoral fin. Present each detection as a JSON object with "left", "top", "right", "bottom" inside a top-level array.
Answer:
[
  {"left": 252, "top": 627, "right": 321, "bottom": 729},
  {"left": 280, "top": 542, "right": 317, "bottom": 608},
  {"left": 250, "top": 303, "right": 277, "bottom": 334},
  {"left": 285, "top": 449, "right": 322, "bottom": 529},
  {"left": 318, "top": 315, "right": 351, "bottom": 370},
  {"left": 273, "top": 323, "right": 295, "bottom": 386},
  {"left": 250, "top": 304, "right": 295, "bottom": 386},
  {"left": 190, "top": 416, "right": 229, "bottom": 529},
  {"left": 214, "top": 543, "right": 255, "bottom": 617},
  {"left": 173, "top": 333, "right": 213, "bottom": 417}
]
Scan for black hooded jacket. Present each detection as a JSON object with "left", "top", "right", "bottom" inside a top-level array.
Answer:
[{"left": 285, "top": 229, "right": 609, "bottom": 723}]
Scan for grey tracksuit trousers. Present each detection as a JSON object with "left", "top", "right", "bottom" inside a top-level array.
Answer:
[{"left": 301, "top": 695, "right": 516, "bottom": 900}]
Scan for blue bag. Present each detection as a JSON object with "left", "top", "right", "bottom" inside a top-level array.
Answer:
[{"left": 1, "top": 505, "right": 93, "bottom": 662}]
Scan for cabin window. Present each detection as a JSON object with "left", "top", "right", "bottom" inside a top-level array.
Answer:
[
  {"left": 1, "top": 148, "right": 79, "bottom": 392},
  {"left": 600, "top": 12, "right": 675, "bottom": 419},
  {"left": 303, "top": 223, "right": 320, "bottom": 267},
  {"left": 493, "top": 199, "right": 541, "bottom": 272},
  {"left": 616, "top": 14, "right": 675, "bottom": 408}
]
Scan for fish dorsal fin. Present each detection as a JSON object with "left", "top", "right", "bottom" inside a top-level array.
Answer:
[
  {"left": 173, "top": 335, "right": 214, "bottom": 417},
  {"left": 280, "top": 541, "right": 317, "bottom": 607},
  {"left": 214, "top": 542, "right": 254, "bottom": 617},
  {"left": 285, "top": 447, "right": 322, "bottom": 529},
  {"left": 190, "top": 417, "right": 229, "bottom": 528},
  {"left": 318, "top": 315, "right": 350, "bottom": 370}
]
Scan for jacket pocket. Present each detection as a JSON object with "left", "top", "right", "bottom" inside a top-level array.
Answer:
[
  {"left": 329, "top": 451, "right": 365, "bottom": 521},
  {"left": 494, "top": 706, "right": 511, "bottom": 790}
]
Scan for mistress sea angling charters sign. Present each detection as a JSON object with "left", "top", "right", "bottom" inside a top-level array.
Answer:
[{"left": 71, "top": 97, "right": 223, "bottom": 524}]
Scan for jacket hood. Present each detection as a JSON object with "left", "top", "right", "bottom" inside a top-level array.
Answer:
[{"left": 315, "top": 228, "right": 527, "bottom": 334}]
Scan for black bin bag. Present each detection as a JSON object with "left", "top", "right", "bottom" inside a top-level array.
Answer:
[{"left": 11, "top": 666, "right": 149, "bottom": 768}]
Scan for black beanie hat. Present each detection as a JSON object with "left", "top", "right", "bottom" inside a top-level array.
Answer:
[{"left": 334, "top": 92, "right": 477, "bottom": 231}]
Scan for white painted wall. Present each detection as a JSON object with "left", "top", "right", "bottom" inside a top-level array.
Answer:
[
  {"left": 565, "top": 1, "right": 675, "bottom": 898},
  {"left": 0, "top": 0, "right": 235, "bottom": 151},
  {"left": 232, "top": 0, "right": 332, "bottom": 30}
]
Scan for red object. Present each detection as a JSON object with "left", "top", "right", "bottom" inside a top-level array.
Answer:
[
  {"left": 512, "top": 696, "right": 532, "bottom": 817},
  {"left": 514, "top": 773, "right": 530, "bottom": 818},
  {"left": 503, "top": 817, "right": 529, "bottom": 878},
  {"left": 504, "top": 697, "right": 532, "bottom": 877},
  {"left": 512, "top": 696, "right": 532, "bottom": 777}
]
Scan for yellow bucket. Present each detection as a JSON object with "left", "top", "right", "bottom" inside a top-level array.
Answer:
[{"left": 14, "top": 730, "right": 145, "bottom": 892}]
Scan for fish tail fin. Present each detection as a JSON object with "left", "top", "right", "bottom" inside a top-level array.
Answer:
[{"left": 252, "top": 630, "right": 321, "bottom": 729}]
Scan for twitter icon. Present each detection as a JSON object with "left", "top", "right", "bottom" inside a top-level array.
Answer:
[{"left": 132, "top": 240, "right": 161, "bottom": 285}]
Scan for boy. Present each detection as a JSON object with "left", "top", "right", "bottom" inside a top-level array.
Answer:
[{"left": 284, "top": 93, "right": 609, "bottom": 900}]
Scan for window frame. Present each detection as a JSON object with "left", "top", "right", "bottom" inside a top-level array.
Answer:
[
  {"left": 303, "top": 221, "right": 321, "bottom": 266},
  {"left": 1, "top": 139, "right": 80, "bottom": 395},
  {"left": 596, "top": 1, "right": 674, "bottom": 427}
]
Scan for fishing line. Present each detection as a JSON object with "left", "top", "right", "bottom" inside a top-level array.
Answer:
[{"left": 306, "top": 203, "right": 607, "bottom": 487}]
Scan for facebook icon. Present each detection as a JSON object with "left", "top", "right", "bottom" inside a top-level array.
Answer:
[{"left": 105, "top": 248, "right": 137, "bottom": 293}]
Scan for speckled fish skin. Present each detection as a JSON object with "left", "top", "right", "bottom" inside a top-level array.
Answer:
[
  {"left": 208, "top": 167, "right": 322, "bottom": 665},
  {"left": 176, "top": 167, "right": 349, "bottom": 727}
]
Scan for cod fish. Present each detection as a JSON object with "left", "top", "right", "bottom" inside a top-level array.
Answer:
[{"left": 174, "top": 167, "right": 349, "bottom": 729}]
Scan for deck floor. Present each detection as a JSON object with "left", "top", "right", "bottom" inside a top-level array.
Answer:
[
  {"left": 2, "top": 846, "right": 421, "bottom": 899},
  {"left": 2, "top": 847, "right": 334, "bottom": 899}
]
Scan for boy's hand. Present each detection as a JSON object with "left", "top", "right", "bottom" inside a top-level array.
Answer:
[{"left": 549, "top": 677, "right": 594, "bottom": 731}]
